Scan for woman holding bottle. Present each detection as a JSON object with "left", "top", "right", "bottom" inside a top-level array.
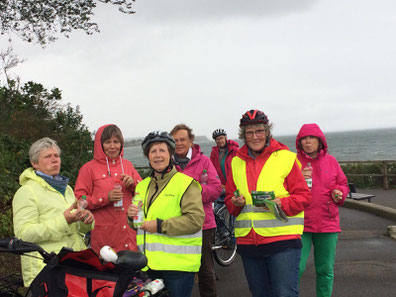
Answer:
[
  {"left": 127, "top": 131, "right": 204, "bottom": 297},
  {"left": 75, "top": 124, "right": 141, "bottom": 254},
  {"left": 296, "top": 123, "right": 349, "bottom": 297}
]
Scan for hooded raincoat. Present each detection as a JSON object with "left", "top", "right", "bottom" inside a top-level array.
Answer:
[
  {"left": 210, "top": 139, "right": 239, "bottom": 185},
  {"left": 74, "top": 124, "right": 141, "bottom": 253},
  {"left": 296, "top": 123, "right": 349, "bottom": 233},
  {"left": 13, "top": 168, "right": 92, "bottom": 287},
  {"left": 174, "top": 144, "right": 222, "bottom": 230}
]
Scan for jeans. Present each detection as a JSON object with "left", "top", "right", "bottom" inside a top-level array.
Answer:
[
  {"left": 299, "top": 232, "right": 338, "bottom": 297},
  {"left": 147, "top": 270, "right": 195, "bottom": 297},
  {"left": 241, "top": 247, "right": 301, "bottom": 297}
]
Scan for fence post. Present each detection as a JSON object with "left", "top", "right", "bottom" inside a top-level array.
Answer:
[{"left": 383, "top": 161, "right": 389, "bottom": 190}]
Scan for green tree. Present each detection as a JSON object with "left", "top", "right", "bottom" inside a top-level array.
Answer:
[
  {"left": 0, "top": 0, "right": 135, "bottom": 46},
  {"left": 0, "top": 78, "right": 94, "bottom": 236}
]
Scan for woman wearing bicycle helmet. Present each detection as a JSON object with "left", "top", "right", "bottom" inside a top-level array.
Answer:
[
  {"left": 224, "top": 110, "right": 311, "bottom": 297},
  {"left": 127, "top": 131, "right": 204, "bottom": 297}
]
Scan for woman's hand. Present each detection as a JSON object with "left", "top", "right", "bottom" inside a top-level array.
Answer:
[
  {"left": 332, "top": 189, "right": 343, "bottom": 203},
  {"left": 301, "top": 167, "right": 312, "bottom": 179},
  {"left": 121, "top": 174, "right": 135, "bottom": 188},
  {"left": 64, "top": 204, "right": 94, "bottom": 224},
  {"left": 127, "top": 203, "right": 138, "bottom": 219},
  {"left": 231, "top": 194, "right": 246, "bottom": 207},
  {"left": 140, "top": 220, "right": 157, "bottom": 234},
  {"left": 108, "top": 188, "right": 123, "bottom": 203}
]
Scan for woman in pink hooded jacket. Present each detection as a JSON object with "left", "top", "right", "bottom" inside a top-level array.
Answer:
[
  {"left": 296, "top": 123, "right": 349, "bottom": 297},
  {"left": 75, "top": 124, "right": 141, "bottom": 254}
]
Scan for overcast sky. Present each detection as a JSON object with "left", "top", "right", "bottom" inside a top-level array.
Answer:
[{"left": 2, "top": 0, "right": 396, "bottom": 139}]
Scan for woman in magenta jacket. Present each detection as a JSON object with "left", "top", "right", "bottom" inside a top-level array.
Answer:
[
  {"left": 296, "top": 123, "right": 349, "bottom": 297},
  {"left": 74, "top": 124, "right": 141, "bottom": 254}
]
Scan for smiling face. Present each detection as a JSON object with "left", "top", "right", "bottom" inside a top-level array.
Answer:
[
  {"left": 172, "top": 129, "right": 193, "bottom": 158},
  {"left": 32, "top": 147, "right": 61, "bottom": 176},
  {"left": 102, "top": 135, "right": 122, "bottom": 159},
  {"left": 215, "top": 135, "right": 227, "bottom": 148},
  {"left": 300, "top": 136, "right": 320, "bottom": 158},
  {"left": 148, "top": 142, "right": 171, "bottom": 173},
  {"left": 244, "top": 124, "right": 267, "bottom": 155}
]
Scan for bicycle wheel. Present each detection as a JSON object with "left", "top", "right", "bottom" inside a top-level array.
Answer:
[{"left": 212, "top": 206, "right": 237, "bottom": 266}]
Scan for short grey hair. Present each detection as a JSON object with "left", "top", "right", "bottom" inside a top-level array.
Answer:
[
  {"left": 238, "top": 123, "right": 273, "bottom": 141},
  {"left": 29, "top": 137, "right": 61, "bottom": 165}
]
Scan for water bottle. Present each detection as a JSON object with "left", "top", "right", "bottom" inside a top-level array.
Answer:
[
  {"left": 143, "top": 279, "right": 165, "bottom": 296},
  {"left": 132, "top": 193, "right": 144, "bottom": 228},
  {"left": 79, "top": 195, "right": 88, "bottom": 209},
  {"left": 305, "top": 163, "right": 313, "bottom": 188},
  {"left": 113, "top": 182, "right": 123, "bottom": 210},
  {"left": 201, "top": 169, "right": 208, "bottom": 185}
]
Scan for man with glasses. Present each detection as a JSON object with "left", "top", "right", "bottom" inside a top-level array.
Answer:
[{"left": 224, "top": 109, "right": 311, "bottom": 297}]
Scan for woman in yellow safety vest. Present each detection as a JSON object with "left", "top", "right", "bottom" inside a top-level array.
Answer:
[
  {"left": 224, "top": 110, "right": 311, "bottom": 297},
  {"left": 127, "top": 131, "right": 204, "bottom": 297}
]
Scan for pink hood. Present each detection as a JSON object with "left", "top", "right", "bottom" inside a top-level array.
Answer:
[{"left": 295, "top": 123, "right": 349, "bottom": 233}]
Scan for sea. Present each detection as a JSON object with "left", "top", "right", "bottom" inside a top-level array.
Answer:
[{"left": 123, "top": 128, "right": 396, "bottom": 167}]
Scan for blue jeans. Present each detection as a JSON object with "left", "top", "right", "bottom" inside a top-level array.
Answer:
[
  {"left": 241, "top": 247, "right": 301, "bottom": 297},
  {"left": 147, "top": 270, "right": 194, "bottom": 297}
]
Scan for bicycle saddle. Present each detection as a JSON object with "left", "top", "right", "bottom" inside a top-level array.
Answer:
[{"left": 115, "top": 250, "right": 148, "bottom": 271}]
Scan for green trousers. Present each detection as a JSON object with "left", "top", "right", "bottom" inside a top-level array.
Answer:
[{"left": 299, "top": 232, "right": 338, "bottom": 297}]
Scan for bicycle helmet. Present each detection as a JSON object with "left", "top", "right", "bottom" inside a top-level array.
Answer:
[
  {"left": 240, "top": 109, "right": 269, "bottom": 127},
  {"left": 141, "top": 131, "right": 176, "bottom": 152},
  {"left": 212, "top": 129, "right": 227, "bottom": 140}
]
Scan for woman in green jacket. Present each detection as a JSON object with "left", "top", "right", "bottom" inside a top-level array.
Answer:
[
  {"left": 13, "top": 137, "right": 94, "bottom": 287},
  {"left": 127, "top": 131, "right": 204, "bottom": 297}
]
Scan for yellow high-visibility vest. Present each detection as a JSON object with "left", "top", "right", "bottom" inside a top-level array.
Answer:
[
  {"left": 136, "top": 172, "right": 202, "bottom": 272},
  {"left": 231, "top": 150, "right": 304, "bottom": 238}
]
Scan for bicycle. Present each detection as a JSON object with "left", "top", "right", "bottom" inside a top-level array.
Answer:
[
  {"left": 212, "top": 202, "right": 237, "bottom": 266},
  {"left": 0, "top": 237, "right": 168, "bottom": 297}
]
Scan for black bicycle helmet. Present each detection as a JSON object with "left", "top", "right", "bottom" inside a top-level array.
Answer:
[
  {"left": 141, "top": 131, "right": 176, "bottom": 152},
  {"left": 240, "top": 109, "right": 269, "bottom": 127},
  {"left": 212, "top": 129, "right": 227, "bottom": 140}
]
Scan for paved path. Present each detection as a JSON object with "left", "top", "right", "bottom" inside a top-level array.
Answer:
[{"left": 192, "top": 188, "right": 396, "bottom": 297}]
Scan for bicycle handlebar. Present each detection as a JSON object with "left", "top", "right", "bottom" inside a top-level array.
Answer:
[{"left": 0, "top": 237, "right": 53, "bottom": 261}]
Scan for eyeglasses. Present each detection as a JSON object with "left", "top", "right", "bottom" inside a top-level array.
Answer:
[{"left": 245, "top": 129, "right": 266, "bottom": 138}]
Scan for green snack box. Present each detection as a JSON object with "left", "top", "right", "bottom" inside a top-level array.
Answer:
[{"left": 251, "top": 191, "right": 275, "bottom": 206}]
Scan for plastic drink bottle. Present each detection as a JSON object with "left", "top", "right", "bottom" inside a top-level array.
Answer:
[
  {"left": 79, "top": 195, "right": 88, "bottom": 209},
  {"left": 305, "top": 163, "right": 313, "bottom": 188},
  {"left": 132, "top": 193, "right": 144, "bottom": 228},
  {"left": 113, "top": 182, "right": 123, "bottom": 209},
  {"left": 143, "top": 279, "right": 165, "bottom": 296},
  {"left": 201, "top": 169, "right": 208, "bottom": 185}
]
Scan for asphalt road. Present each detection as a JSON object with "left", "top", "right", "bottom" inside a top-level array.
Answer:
[{"left": 192, "top": 206, "right": 396, "bottom": 297}]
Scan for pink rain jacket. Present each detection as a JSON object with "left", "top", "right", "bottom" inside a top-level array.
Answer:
[
  {"left": 74, "top": 124, "right": 141, "bottom": 253},
  {"left": 210, "top": 139, "right": 239, "bottom": 185},
  {"left": 296, "top": 123, "right": 349, "bottom": 233},
  {"left": 174, "top": 144, "right": 222, "bottom": 230}
]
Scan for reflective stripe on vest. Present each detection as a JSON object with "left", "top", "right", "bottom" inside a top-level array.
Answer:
[
  {"left": 136, "top": 173, "right": 202, "bottom": 272},
  {"left": 231, "top": 150, "right": 304, "bottom": 238}
]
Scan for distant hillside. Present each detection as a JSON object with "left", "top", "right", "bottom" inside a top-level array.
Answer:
[{"left": 124, "top": 135, "right": 210, "bottom": 147}]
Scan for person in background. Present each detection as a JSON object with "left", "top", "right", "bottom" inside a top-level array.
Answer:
[
  {"left": 13, "top": 137, "right": 94, "bottom": 287},
  {"left": 296, "top": 123, "right": 349, "bottom": 297},
  {"left": 171, "top": 124, "right": 222, "bottom": 297},
  {"left": 127, "top": 131, "right": 204, "bottom": 297},
  {"left": 74, "top": 124, "right": 141, "bottom": 254},
  {"left": 225, "top": 109, "right": 311, "bottom": 297},
  {"left": 210, "top": 128, "right": 239, "bottom": 207}
]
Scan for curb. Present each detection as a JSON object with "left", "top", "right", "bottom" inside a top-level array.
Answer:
[{"left": 343, "top": 199, "right": 396, "bottom": 222}]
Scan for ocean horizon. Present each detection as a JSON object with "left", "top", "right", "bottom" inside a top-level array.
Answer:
[{"left": 124, "top": 127, "right": 396, "bottom": 167}]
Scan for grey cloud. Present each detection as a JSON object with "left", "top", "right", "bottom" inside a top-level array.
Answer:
[{"left": 134, "top": 0, "right": 317, "bottom": 21}]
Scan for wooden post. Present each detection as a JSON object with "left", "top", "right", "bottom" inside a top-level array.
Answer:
[{"left": 383, "top": 161, "right": 389, "bottom": 190}]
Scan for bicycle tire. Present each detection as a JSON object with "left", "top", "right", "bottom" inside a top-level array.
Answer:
[{"left": 212, "top": 206, "right": 237, "bottom": 266}]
